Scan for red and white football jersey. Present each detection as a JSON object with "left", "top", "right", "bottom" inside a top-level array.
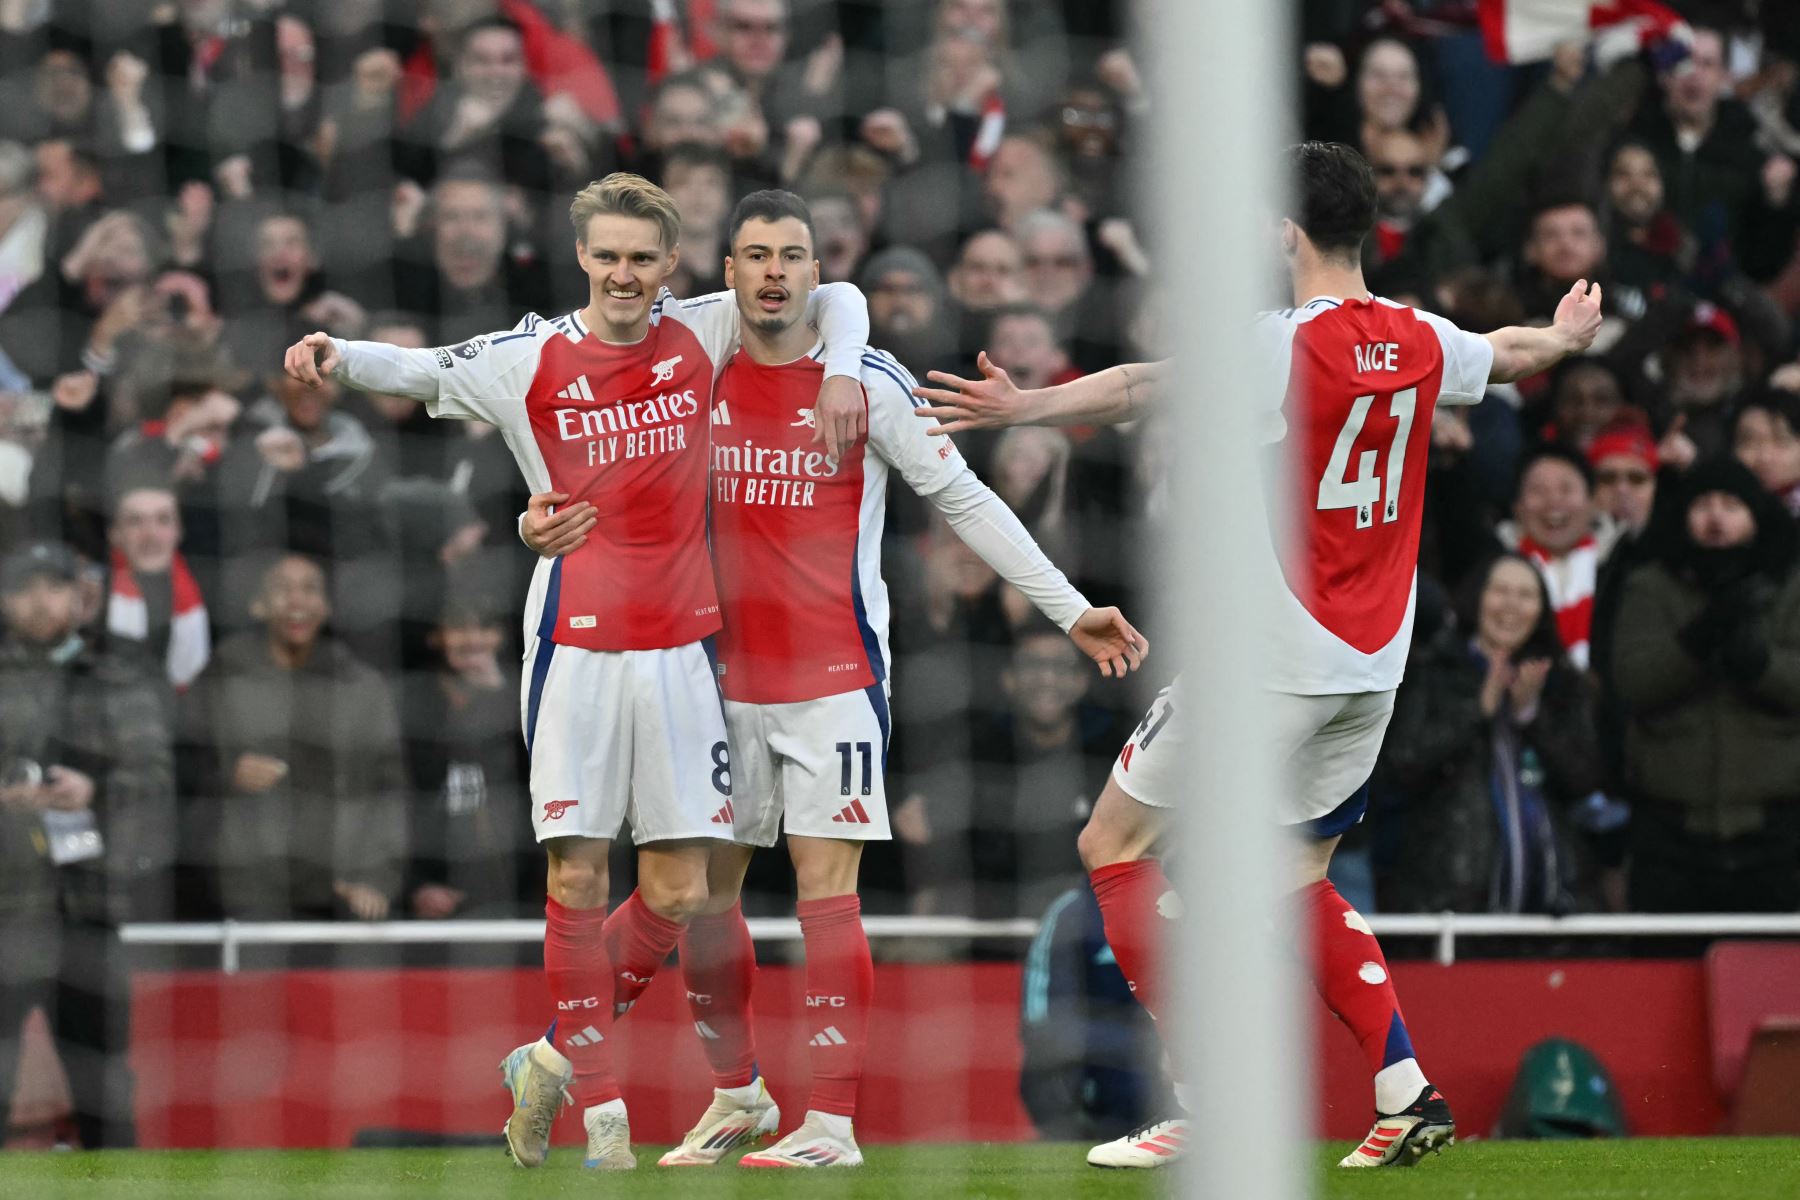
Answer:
[
  {"left": 1257, "top": 296, "right": 1493, "bottom": 695},
  {"left": 708, "top": 345, "right": 965, "bottom": 704}
]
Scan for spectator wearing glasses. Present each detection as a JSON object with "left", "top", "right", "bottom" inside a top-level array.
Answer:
[{"left": 1362, "top": 127, "right": 1474, "bottom": 295}]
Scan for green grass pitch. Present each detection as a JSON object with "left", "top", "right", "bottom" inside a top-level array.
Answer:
[{"left": 4, "top": 1139, "right": 1798, "bottom": 1198}]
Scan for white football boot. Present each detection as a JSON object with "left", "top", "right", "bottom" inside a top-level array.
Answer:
[
  {"left": 658, "top": 1078, "right": 782, "bottom": 1165},
  {"left": 499, "top": 1038, "right": 571, "bottom": 1168},
  {"left": 582, "top": 1099, "right": 637, "bottom": 1170},
  {"left": 1338, "top": 1084, "right": 1456, "bottom": 1167},
  {"left": 1086, "top": 1116, "right": 1190, "bottom": 1168},
  {"left": 738, "top": 1110, "right": 864, "bottom": 1167}
]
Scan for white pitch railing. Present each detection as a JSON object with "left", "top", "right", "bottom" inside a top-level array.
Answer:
[{"left": 117, "top": 913, "right": 1800, "bottom": 973}]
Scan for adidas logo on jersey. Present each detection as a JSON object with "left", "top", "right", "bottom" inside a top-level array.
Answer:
[
  {"left": 710, "top": 800, "right": 735, "bottom": 825},
  {"left": 556, "top": 375, "right": 596, "bottom": 403},
  {"left": 809, "top": 1026, "right": 848, "bottom": 1047},
  {"left": 711, "top": 400, "right": 731, "bottom": 425},
  {"left": 565, "top": 1024, "right": 605, "bottom": 1047},
  {"left": 831, "top": 799, "right": 872, "bottom": 825},
  {"left": 651, "top": 354, "right": 683, "bottom": 385}
]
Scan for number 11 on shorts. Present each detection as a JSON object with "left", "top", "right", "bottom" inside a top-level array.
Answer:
[{"left": 837, "top": 741, "right": 873, "bottom": 796}]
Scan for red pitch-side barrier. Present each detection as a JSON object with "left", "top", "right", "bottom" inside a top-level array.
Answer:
[{"left": 130, "top": 959, "right": 1721, "bottom": 1147}]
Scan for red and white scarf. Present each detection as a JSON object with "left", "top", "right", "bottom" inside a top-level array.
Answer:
[
  {"left": 1518, "top": 535, "right": 1599, "bottom": 669},
  {"left": 108, "top": 549, "right": 210, "bottom": 690}
]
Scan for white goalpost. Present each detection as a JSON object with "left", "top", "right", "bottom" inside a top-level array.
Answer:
[{"left": 1151, "top": 1, "right": 1309, "bottom": 1197}]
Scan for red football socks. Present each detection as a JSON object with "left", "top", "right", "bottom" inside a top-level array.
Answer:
[
  {"left": 1303, "top": 879, "right": 1425, "bottom": 1111},
  {"left": 543, "top": 896, "right": 620, "bottom": 1107},
  {"left": 602, "top": 888, "right": 685, "bottom": 1016},
  {"left": 679, "top": 902, "right": 760, "bottom": 1089},
  {"left": 797, "top": 895, "right": 873, "bottom": 1118},
  {"left": 1089, "top": 858, "right": 1175, "bottom": 1021}
]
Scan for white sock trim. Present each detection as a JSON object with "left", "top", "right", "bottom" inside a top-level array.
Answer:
[
  {"left": 1374, "top": 1058, "right": 1428, "bottom": 1117},
  {"left": 806, "top": 1110, "right": 855, "bottom": 1141}
]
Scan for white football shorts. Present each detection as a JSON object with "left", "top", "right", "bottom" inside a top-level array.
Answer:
[
  {"left": 522, "top": 636, "right": 734, "bottom": 844},
  {"left": 1109, "top": 675, "right": 1395, "bottom": 833},
  {"left": 724, "top": 685, "right": 893, "bottom": 847}
]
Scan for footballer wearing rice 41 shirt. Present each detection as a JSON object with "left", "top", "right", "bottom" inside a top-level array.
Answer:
[
  {"left": 912, "top": 143, "right": 1602, "bottom": 1172},
  {"left": 284, "top": 173, "right": 876, "bottom": 1173},
  {"left": 523, "top": 189, "right": 1147, "bottom": 1170}
]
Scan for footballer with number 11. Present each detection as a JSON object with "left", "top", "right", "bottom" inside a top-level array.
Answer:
[
  {"left": 524, "top": 189, "right": 1147, "bottom": 1168},
  {"left": 914, "top": 142, "right": 1603, "bottom": 1170}
]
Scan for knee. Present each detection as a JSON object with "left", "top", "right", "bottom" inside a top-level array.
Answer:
[
  {"left": 547, "top": 854, "right": 607, "bottom": 910},
  {"left": 638, "top": 874, "right": 710, "bottom": 924},
  {"left": 1077, "top": 818, "right": 1123, "bottom": 874},
  {"left": 793, "top": 858, "right": 857, "bottom": 902}
]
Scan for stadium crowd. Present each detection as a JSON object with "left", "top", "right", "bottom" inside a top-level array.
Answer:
[{"left": 0, "top": 0, "right": 1797, "bottom": 970}]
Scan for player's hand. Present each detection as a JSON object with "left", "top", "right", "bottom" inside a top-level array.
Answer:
[
  {"left": 335, "top": 880, "right": 390, "bottom": 921},
  {"left": 283, "top": 330, "right": 341, "bottom": 388},
  {"left": 811, "top": 373, "right": 867, "bottom": 464},
  {"left": 1068, "top": 606, "right": 1148, "bottom": 679},
  {"left": 42, "top": 766, "right": 95, "bottom": 812},
  {"left": 912, "top": 352, "right": 1034, "bottom": 434},
  {"left": 1552, "top": 279, "right": 1603, "bottom": 355},
  {"left": 411, "top": 883, "right": 465, "bottom": 920},
  {"left": 233, "top": 752, "right": 289, "bottom": 794},
  {"left": 521, "top": 491, "right": 596, "bottom": 557}
]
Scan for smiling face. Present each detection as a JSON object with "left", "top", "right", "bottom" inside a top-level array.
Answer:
[
  {"left": 577, "top": 212, "right": 679, "bottom": 342},
  {"left": 1004, "top": 631, "right": 1087, "bottom": 728},
  {"left": 949, "top": 231, "right": 1025, "bottom": 311},
  {"left": 726, "top": 214, "right": 817, "bottom": 339},
  {"left": 1477, "top": 557, "right": 1545, "bottom": 658},
  {"left": 1357, "top": 40, "right": 1420, "bottom": 133},
  {"left": 1515, "top": 457, "right": 1594, "bottom": 557},
  {"left": 458, "top": 25, "right": 526, "bottom": 109},
  {"left": 253, "top": 555, "right": 329, "bottom": 656}
]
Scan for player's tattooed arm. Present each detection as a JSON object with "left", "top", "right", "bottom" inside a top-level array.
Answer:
[
  {"left": 1484, "top": 279, "right": 1603, "bottom": 383},
  {"left": 911, "top": 354, "right": 1168, "bottom": 433}
]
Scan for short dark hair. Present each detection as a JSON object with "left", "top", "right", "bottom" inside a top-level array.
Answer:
[
  {"left": 1286, "top": 142, "right": 1376, "bottom": 258},
  {"left": 1513, "top": 442, "right": 1594, "bottom": 503},
  {"left": 663, "top": 142, "right": 733, "bottom": 177},
  {"left": 459, "top": 15, "right": 524, "bottom": 56},
  {"left": 1529, "top": 194, "right": 1600, "bottom": 230},
  {"left": 728, "top": 189, "right": 816, "bottom": 252}
]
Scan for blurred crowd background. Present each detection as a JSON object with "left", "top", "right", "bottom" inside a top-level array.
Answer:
[{"left": 0, "top": 0, "right": 1797, "bottom": 964}]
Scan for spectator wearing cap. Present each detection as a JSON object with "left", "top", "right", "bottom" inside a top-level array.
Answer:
[
  {"left": 183, "top": 552, "right": 406, "bottom": 921},
  {"left": 1501, "top": 445, "right": 1620, "bottom": 670},
  {"left": 1732, "top": 390, "right": 1800, "bottom": 519},
  {"left": 1656, "top": 303, "right": 1744, "bottom": 471},
  {"left": 1589, "top": 420, "right": 1660, "bottom": 541},
  {"left": 1611, "top": 457, "right": 1800, "bottom": 912},
  {"left": 863, "top": 245, "right": 955, "bottom": 379},
  {"left": 0, "top": 539, "right": 174, "bottom": 1147}
]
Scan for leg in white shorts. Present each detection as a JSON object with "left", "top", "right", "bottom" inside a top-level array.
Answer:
[
  {"left": 522, "top": 635, "right": 734, "bottom": 845},
  {"left": 1109, "top": 675, "right": 1394, "bottom": 837},
  {"left": 725, "top": 684, "right": 893, "bottom": 849}
]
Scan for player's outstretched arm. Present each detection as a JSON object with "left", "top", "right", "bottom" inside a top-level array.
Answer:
[
  {"left": 282, "top": 331, "right": 342, "bottom": 388},
  {"left": 1484, "top": 279, "right": 1603, "bottom": 383},
  {"left": 285, "top": 330, "right": 442, "bottom": 400},
  {"left": 912, "top": 354, "right": 1167, "bottom": 433}
]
